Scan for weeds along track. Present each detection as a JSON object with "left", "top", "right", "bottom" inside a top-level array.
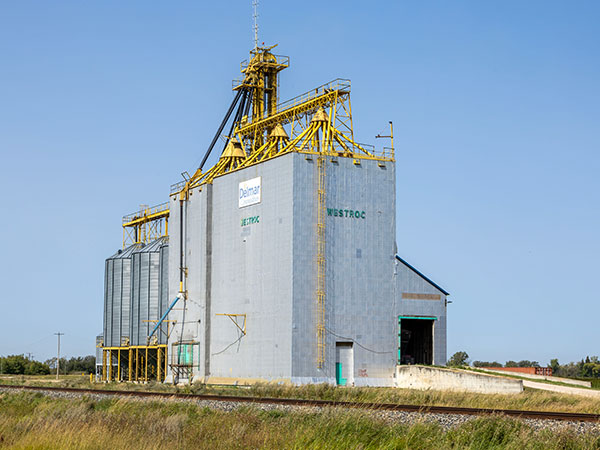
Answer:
[{"left": 1, "top": 384, "right": 599, "bottom": 423}]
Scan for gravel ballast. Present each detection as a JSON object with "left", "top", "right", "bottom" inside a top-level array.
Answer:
[{"left": 1, "top": 386, "right": 599, "bottom": 435}]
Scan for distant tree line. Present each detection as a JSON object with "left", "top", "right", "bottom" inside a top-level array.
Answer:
[
  {"left": 550, "top": 356, "right": 600, "bottom": 378},
  {"left": 472, "top": 360, "right": 540, "bottom": 368},
  {"left": 448, "top": 352, "right": 600, "bottom": 379},
  {"left": 0, "top": 355, "right": 96, "bottom": 375},
  {"left": 0, "top": 355, "right": 50, "bottom": 375}
]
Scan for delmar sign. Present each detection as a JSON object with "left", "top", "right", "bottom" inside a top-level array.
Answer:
[{"left": 239, "top": 177, "right": 261, "bottom": 208}]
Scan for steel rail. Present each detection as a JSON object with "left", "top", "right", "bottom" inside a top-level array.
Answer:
[{"left": 1, "top": 384, "right": 598, "bottom": 423}]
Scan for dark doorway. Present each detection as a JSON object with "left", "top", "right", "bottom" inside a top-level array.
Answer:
[{"left": 398, "top": 318, "right": 433, "bottom": 365}]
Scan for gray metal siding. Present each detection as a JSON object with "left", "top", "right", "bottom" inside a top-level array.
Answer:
[
  {"left": 395, "top": 260, "right": 447, "bottom": 365},
  {"left": 208, "top": 155, "right": 294, "bottom": 380},
  {"left": 131, "top": 252, "right": 140, "bottom": 345},
  {"left": 103, "top": 244, "right": 140, "bottom": 348},
  {"left": 167, "top": 186, "right": 210, "bottom": 379},
  {"left": 158, "top": 242, "right": 169, "bottom": 345},
  {"left": 164, "top": 152, "right": 446, "bottom": 385},
  {"left": 95, "top": 334, "right": 103, "bottom": 366},
  {"left": 291, "top": 155, "right": 397, "bottom": 385},
  {"left": 130, "top": 238, "right": 169, "bottom": 346}
]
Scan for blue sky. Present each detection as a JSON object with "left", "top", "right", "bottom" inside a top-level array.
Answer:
[{"left": 0, "top": 1, "right": 598, "bottom": 365}]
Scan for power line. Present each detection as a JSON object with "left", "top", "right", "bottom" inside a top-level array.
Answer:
[{"left": 325, "top": 328, "right": 394, "bottom": 355}]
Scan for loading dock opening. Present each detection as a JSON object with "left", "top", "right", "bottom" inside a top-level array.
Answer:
[{"left": 398, "top": 316, "right": 435, "bottom": 365}]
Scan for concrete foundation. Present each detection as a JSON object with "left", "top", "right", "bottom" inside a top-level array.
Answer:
[
  {"left": 476, "top": 368, "right": 592, "bottom": 388},
  {"left": 395, "top": 365, "right": 523, "bottom": 394}
]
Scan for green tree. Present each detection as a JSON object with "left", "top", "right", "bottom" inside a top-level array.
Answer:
[
  {"left": 65, "top": 356, "right": 95, "bottom": 374},
  {"left": 516, "top": 360, "right": 539, "bottom": 367},
  {"left": 3, "top": 355, "right": 28, "bottom": 374},
  {"left": 24, "top": 360, "right": 50, "bottom": 375},
  {"left": 447, "top": 351, "right": 469, "bottom": 367},
  {"left": 550, "top": 358, "right": 560, "bottom": 375},
  {"left": 472, "top": 361, "right": 502, "bottom": 368}
]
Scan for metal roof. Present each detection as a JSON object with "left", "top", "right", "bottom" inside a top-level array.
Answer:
[
  {"left": 133, "top": 236, "right": 169, "bottom": 253},
  {"left": 395, "top": 255, "right": 450, "bottom": 296},
  {"left": 108, "top": 243, "right": 143, "bottom": 260}
]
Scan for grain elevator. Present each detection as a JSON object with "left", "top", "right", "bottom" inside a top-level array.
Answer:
[{"left": 97, "top": 45, "right": 448, "bottom": 386}]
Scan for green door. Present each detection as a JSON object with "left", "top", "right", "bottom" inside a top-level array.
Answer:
[{"left": 335, "top": 363, "right": 347, "bottom": 386}]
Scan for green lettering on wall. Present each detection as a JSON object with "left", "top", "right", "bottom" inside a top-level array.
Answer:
[
  {"left": 241, "top": 215, "right": 260, "bottom": 227},
  {"left": 326, "top": 208, "right": 367, "bottom": 220}
]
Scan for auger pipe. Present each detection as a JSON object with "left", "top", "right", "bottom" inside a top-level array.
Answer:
[
  {"left": 199, "top": 88, "right": 244, "bottom": 170},
  {"left": 147, "top": 294, "right": 182, "bottom": 342},
  {"left": 222, "top": 90, "right": 249, "bottom": 153}
]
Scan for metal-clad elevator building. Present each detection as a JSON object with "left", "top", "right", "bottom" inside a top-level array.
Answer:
[{"left": 98, "top": 44, "right": 449, "bottom": 385}]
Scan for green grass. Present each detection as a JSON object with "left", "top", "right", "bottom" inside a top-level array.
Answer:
[
  {"left": 0, "top": 391, "right": 599, "bottom": 449},
  {"left": 2, "top": 374, "right": 600, "bottom": 415}
]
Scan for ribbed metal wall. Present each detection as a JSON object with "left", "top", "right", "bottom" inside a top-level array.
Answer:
[
  {"left": 103, "top": 244, "right": 141, "bottom": 347},
  {"left": 95, "top": 334, "right": 103, "bottom": 366},
  {"left": 130, "top": 237, "right": 169, "bottom": 346},
  {"left": 159, "top": 241, "right": 169, "bottom": 343}
]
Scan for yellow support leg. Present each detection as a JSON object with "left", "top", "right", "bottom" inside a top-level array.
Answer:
[
  {"left": 128, "top": 349, "right": 133, "bottom": 381},
  {"left": 135, "top": 349, "right": 139, "bottom": 382},
  {"left": 165, "top": 347, "right": 168, "bottom": 381},
  {"left": 102, "top": 349, "right": 107, "bottom": 382},
  {"left": 157, "top": 347, "right": 162, "bottom": 382},
  {"left": 117, "top": 349, "right": 121, "bottom": 382},
  {"left": 145, "top": 347, "right": 148, "bottom": 382},
  {"left": 108, "top": 350, "right": 112, "bottom": 381}
]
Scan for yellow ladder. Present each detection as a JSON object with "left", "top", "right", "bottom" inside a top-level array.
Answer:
[{"left": 316, "top": 155, "right": 326, "bottom": 368}]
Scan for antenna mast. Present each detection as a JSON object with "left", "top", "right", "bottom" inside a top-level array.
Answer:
[{"left": 253, "top": 0, "right": 259, "bottom": 49}]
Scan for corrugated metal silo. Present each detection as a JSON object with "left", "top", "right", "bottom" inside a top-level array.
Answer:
[
  {"left": 103, "top": 243, "right": 142, "bottom": 347},
  {"left": 95, "top": 334, "right": 103, "bottom": 362},
  {"left": 130, "top": 237, "right": 169, "bottom": 346}
]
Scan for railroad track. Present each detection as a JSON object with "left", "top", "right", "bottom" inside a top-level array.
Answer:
[{"left": 1, "top": 384, "right": 598, "bottom": 423}]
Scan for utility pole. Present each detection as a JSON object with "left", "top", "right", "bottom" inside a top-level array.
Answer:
[
  {"left": 26, "top": 352, "right": 33, "bottom": 361},
  {"left": 54, "top": 333, "right": 64, "bottom": 380}
]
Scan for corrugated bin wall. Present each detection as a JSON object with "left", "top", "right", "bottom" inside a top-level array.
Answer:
[
  {"left": 95, "top": 334, "right": 103, "bottom": 365},
  {"left": 130, "top": 237, "right": 169, "bottom": 346},
  {"left": 103, "top": 243, "right": 141, "bottom": 347}
]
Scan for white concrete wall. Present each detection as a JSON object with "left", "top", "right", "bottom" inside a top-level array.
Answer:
[
  {"left": 395, "top": 365, "right": 523, "bottom": 394},
  {"left": 476, "top": 368, "right": 592, "bottom": 388},
  {"left": 522, "top": 380, "right": 600, "bottom": 398}
]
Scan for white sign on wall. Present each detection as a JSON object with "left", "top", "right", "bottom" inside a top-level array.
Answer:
[{"left": 239, "top": 177, "right": 262, "bottom": 208}]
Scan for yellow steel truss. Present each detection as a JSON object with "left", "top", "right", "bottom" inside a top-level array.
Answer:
[
  {"left": 122, "top": 202, "right": 169, "bottom": 248},
  {"left": 165, "top": 44, "right": 396, "bottom": 371},
  {"left": 101, "top": 345, "right": 168, "bottom": 383},
  {"left": 171, "top": 46, "right": 394, "bottom": 202}
]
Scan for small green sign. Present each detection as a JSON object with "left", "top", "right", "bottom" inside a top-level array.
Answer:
[
  {"left": 327, "top": 208, "right": 366, "bottom": 219},
  {"left": 241, "top": 215, "right": 260, "bottom": 227}
]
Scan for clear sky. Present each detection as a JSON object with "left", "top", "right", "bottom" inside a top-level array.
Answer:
[{"left": 0, "top": 1, "right": 598, "bottom": 365}]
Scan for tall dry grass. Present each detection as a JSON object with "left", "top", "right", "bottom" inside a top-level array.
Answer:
[
  {"left": 0, "top": 391, "right": 599, "bottom": 449},
  {"left": 2, "top": 374, "right": 600, "bottom": 414}
]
